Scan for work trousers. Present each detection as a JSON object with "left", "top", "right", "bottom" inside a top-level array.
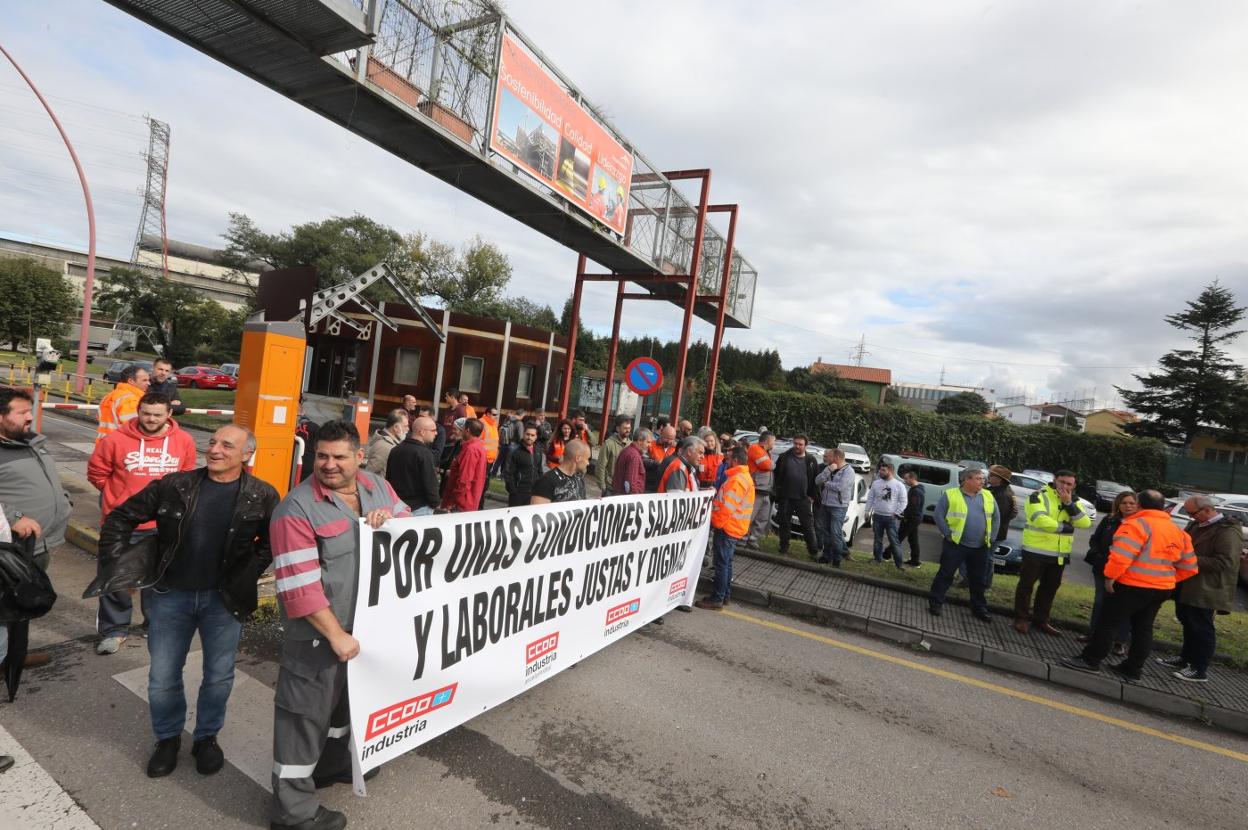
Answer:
[
  {"left": 776, "top": 497, "right": 817, "bottom": 555},
  {"left": 271, "top": 638, "right": 352, "bottom": 826},
  {"left": 1080, "top": 583, "right": 1170, "bottom": 673},
  {"left": 899, "top": 516, "right": 921, "bottom": 564},
  {"left": 1089, "top": 563, "right": 1131, "bottom": 643},
  {"left": 1176, "top": 602, "right": 1217, "bottom": 674},
  {"left": 747, "top": 491, "right": 772, "bottom": 543},
  {"left": 929, "top": 539, "right": 990, "bottom": 615},
  {"left": 1013, "top": 551, "right": 1066, "bottom": 625}
]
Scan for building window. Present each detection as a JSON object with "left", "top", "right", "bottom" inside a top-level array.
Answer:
[
  {"left": 459, "top": 356, "right": 483, "bottom": 394},
  {"left": 516, "top": 363, "right": 534, "bottom": 398},
  {"left": 392, "top": 347, "right": 421, "bottom": 386}
]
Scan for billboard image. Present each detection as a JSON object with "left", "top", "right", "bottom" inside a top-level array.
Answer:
[{"left": 491, "top": 33, "right": 633, "bottom": 234}]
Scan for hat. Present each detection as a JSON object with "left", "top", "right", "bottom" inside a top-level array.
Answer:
[
  {"left": 988, "top": 464, "right": 1013, "bottom": 481},
  {"left": 453, "top": 417, "right": 467, "bottom": 431}
]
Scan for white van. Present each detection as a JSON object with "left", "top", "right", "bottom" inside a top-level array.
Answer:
[{"left": 879, "top": 454, "right": 963, "bottom": 522}]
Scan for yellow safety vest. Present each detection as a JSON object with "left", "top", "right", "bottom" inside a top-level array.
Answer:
[
  {"left": 1021, "top": 484, "right": 1092, "bottom": 559},
  {"left": 944, "top": 487, "right": 995, "bottom": 547}
]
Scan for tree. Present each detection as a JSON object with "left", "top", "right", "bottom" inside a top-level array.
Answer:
[
  {"left": 935, "top": 391, "right": 992, "bottom": 416},
  {"left": 1119, "top": 280, "right": 1246, "bottom": 447},
  {"left": 0, "top": 258, "right": 78, "bottom": 351},
  {"left": 95, "top": 267, "right": 237, "bottom": 366},
  {"left": 784, "top": 366, "right": 860, "bottom": 399}
]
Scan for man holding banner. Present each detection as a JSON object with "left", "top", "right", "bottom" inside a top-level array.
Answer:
[
  {"left": 696, "top": 445, "right": 755, "bottom": 611},
  {"left": 269, "top": 421, "right": 411, "bottom": 830}
]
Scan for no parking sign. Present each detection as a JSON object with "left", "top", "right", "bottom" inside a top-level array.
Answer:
[{"left": 624, "top": 357, "right": 663, "bottom": 396}]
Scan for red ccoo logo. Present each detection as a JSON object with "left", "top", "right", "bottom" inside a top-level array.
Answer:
[
  {"left": 365, "top": 683, "right": 457, "bottom": 740},
  {"left": 668, "top": 577, "right": 688, "bottom": 599},
  {"left": 526, "top": 632, "right": 559, "bottom": 664},
  {"left": 605, "top": 598, "right": 641, "bottom": 625}
]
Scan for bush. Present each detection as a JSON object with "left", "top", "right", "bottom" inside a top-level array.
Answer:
[{"left": 704, "top": 387, "right": 1168, "bottom": 488}]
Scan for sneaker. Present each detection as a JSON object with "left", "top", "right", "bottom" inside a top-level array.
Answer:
[
  {"left": 146, "top": 736, "right": 181, "bottom": 778},
  {"left": 1107, "top": 662, "right": 1142, "bottom": 682},
  {"left": 1059, "top": 655, "right": 1099, "bottom": 673},
  {"left": 192, "top": 736, "right": 224, "bottom": 775},
  {"left": 928, "top": 603, "right": 942, "bottom": 617},
  {"left": 96, "top": 636, "right": 126, "bottom": 655},
  {"left": 1172, "top": 666, "right": 1208, "bottom": 683},
  {"left": 1156, "top": 654, "right": 1187, "bottom": 669}
]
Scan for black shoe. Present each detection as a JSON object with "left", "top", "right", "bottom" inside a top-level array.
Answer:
[
  {"left": 928, "top": 603, "right": 942, "bottom": 617},
  {"left": 270, "top": 806, "right": 348, "bottom": 830},
  {"left": 0, "top": 755, "right": 13, "bottom": 774},
  {"left": 314, "top": 766, "right": 380, "bottom": 789},
  {"left": 675, "top": 604, "right": 693, "bottom": 613},
  {"left": 1059, "top": 656, "right": 1099, "bottom": 673},
  {"left": 650, "top": 616, "right": 665, "bottom": 626},
  {"left": 907, "top": 560, "right": 922, "bottom": 567},
  {"left": 972, "top": 610, "right": 992, "bottom": 623},
  {"left": 1107, "top": 662, "right": 1142, "bottom": 682},
  {"left": 192, "top": 735, "right": 224, "bottom": 775},
  {"left": 146, "top": 736, "right": 181, "bottom": 778},
  {"left": 816, "top": 557, "right": 832, "bottom": 565}
]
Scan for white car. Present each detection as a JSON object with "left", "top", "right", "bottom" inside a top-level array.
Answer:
[
  {"left": 1009, "top": 473, "right": 1096, "bottom": 523},
  {"left": 771, "top": 471, "right": 873, "bottom": 547},
  {"left": 838, "top": 443, "right": 871, "bottom": 474}
]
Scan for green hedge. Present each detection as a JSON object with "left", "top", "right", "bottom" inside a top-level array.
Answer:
[{"left": 700, "top": 387, "right": 1167, "bottom": 489}]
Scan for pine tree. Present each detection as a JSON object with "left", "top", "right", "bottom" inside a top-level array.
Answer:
[{"left": 1118, "top": 280, "right": 1245, "bottom": 447}]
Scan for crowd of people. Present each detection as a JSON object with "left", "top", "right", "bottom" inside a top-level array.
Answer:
[{"left": 0, "top": 383, "right": 1240, "bottom": 826}]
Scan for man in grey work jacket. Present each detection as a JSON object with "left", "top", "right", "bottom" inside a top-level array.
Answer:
[
  {"left": 814, "top": 447, "right": 854, "bottom": 566},
  {"left": 268, "top": 421, "right": 411, "bottom": 830}
]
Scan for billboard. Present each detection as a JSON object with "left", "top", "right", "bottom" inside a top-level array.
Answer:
[{"left": 490, "top": 33, "right": 634, "bottom": 235}]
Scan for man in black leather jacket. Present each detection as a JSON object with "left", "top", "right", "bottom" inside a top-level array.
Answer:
[
  {"left": 90, "top": 423, "right": 278, "bottom": 781},
  {"left": 773, "top": 435, "right": 820, "bottom": 556}
]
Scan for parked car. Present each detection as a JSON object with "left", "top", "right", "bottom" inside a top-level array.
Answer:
[
  {"left": 838, "top": 443, "right": 871, "bottom": 474},
  {"left": 880, "top": 454, "right": 963, "bottom": 522},
  {"left": 1093, "top": 480, "right": 1133, "bottom": 511},
  {"left": 1010, "top": 473, "right": 1096, "bottom": 520},
  {"left": 991, "top": 527, "right": 1027, "bottom": 573},
  {"left": 218, "top": 363, "right": 240, "bottom": 378},
  {"left": 1164, "top": 499, "right": 1248, "bottom": 587},
  {"left": 771, "top": 471, "right": 873, "bottom": 546},
  {"left": 732, "top": 430, "right": 760, "bottom": 445},
  {"left": 1022, "top": 469, "right": 1055, "bottom": 484},
  {"left": 102, "top": 359, "right": 153, "bottom": 383},
  {"left": 957, "top": 459, "right": 988, "bottom": 472},
  {"left": 177, "top": 365, "right": 238, "bottom": 390}
]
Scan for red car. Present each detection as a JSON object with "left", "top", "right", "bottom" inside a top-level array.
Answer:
[{"left": 176, "top": 365, "right": 238, "bottom": 390}]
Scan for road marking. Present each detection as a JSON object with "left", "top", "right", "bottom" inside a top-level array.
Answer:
[
  {"left": 0, "top": 721, "right": 101, "bottom": 829},
  {"left": 113, "top": 653, "right": 275, "bottom": 791},
  {"left": 722, "top": 608, "right": 1248, "bottom": 765}
]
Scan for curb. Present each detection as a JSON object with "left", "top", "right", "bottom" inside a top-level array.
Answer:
[{"left": 693, "top": 571, "right": 1248, "bottom": 737}]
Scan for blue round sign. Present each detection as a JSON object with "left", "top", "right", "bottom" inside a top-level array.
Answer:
[{"left": 625, "top": 357, "right": 663, "bottom": 396}]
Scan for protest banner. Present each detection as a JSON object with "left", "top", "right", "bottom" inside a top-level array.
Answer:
[{"left": 346, "top": 489, "right": 712, "bottom": 790}]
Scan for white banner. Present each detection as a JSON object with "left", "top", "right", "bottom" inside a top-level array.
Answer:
[{"left": 347, "top": 490, "right": 713, "bottom": 789}]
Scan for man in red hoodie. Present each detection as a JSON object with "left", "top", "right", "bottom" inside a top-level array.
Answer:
[
  {"left": 440, "top": 417, "right": 487, "bottom": 513},
  {"left": 87, "top": 392, "right": 197, "bottom": 654}
]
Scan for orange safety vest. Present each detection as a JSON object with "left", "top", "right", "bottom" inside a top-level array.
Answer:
[
  {"left": 699, "top": 453, "right": 723, "bottom": 486},
  {"left": 1104, "top": 509, "right": 1198, "bottom": 590},
  {"left": 96, "top": 381, "right": 142, "bottom": 442},
  {"left": 464, "top": 405, "right": 477, "bottom": 418},
  {"left": 481, "top": 415, "right": 499, "bottom": 463},
  {"left": 658, "top": 455, "right": 696, "bottom": 493},
  {"left": 747, "top": 443, "right": 773, "bottom": 475},
  {"left": 712, "top": 465, "right": 755, "bottom": 539},
  {"left": 649, "top": 442, "right": 675, "bottom": 464}
]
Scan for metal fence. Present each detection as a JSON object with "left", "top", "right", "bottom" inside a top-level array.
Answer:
[{"left": 1166, "top": 454, "right": 1248, "bottom": 495}]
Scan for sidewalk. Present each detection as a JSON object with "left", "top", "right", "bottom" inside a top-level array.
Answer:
[{"left": 706, "top": 546, "right": 1248, "bottom": 735}]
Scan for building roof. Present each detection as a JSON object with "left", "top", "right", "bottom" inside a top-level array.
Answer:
[
  {"left": 1087, "top": 408, "right": 1137, "bottom": 421},
  {"left": 812, "top": 362, "right": 892, "bottom": 385}
]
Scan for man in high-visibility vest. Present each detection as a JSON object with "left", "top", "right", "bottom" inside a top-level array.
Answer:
[
  {"left": 928, "top": 467, "right": 997, "bottom": 621},
  {"left": 1013, "top": 469, "right": 1093, "bottom": 634},
  {"left": 656, "top": 436, "right": 704, "bottom": 493},
  {"left": 1061, "top": 489, "right": 1197, "bottom": 680},
  {"left": 96, "top": 363, "right": 151, "bottom": 442},
  {"left": 744, "top": 432, "right": 776, "bottom": 545},
  {"left": 696, "top": 445, "right": 754, "bottom": 611},
  {"left": 477, "top": 408, "right": 501, "bottom": 510}
]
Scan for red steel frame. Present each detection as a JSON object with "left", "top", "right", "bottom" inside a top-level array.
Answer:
[{"left": 555, "top": 169, "right": 740, "bottom": 443}]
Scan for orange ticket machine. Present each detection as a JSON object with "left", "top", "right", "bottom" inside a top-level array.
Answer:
[
  {"left": 345, "top": 395, "right": 371, "bottom": 446},
  {"left": 234, "top": 320, "right": 306, "bottom": 497}
]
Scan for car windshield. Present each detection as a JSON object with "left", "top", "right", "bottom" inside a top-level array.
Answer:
[
  {"left": 1012, "top": 475, "right": 1043, "bottom": 490},
  {"left": 839, "top": 443, "right": 866, "bottom": 455}
]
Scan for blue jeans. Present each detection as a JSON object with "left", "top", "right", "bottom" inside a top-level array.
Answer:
[
  {"left": 872, "top": 514, "right": 902, "bottom": 564},
  {"left": 1176, "top": 602, "right": 1216, "bottom": 674},
  {"left": 146, "top": 588, "right": 243, "bottom": 741},
  {"left": 709, "top": 528, "right": 739, "bottom": 603},
  {"left": 815, "top": 504, "right": 848, "bottom": 563}
]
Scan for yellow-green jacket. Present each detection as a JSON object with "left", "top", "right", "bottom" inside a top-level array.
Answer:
[{"left": 1022, "top": 483, "right": 1092, "bottom": 561}]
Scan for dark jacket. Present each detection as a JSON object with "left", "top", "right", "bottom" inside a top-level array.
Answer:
[
  {"left": 772, "top": 448, "right": 818, "bottom": 501},
  {"left": 989, "top": 482, "right": 1016, "bottom": 542},
  {"left": 503, "top": 443, "right": 543, "bottom": 501},
  {"left": 149, "top": 377, "right": 186, "bottom": 415},
  {"left": 1085, "top": 514, "right": 1124, "bottom": 570},
  {"left": 1179, "top": 517, "right": 1243, "bottom": 612},
  {"left": 0, "top": 432, "right": 72, "bottom": 561},
  {"left": 385, "top": 438, "right": 440, "bottom": 511},
  {"left": 903, "top": 482, "right": 926, "bottom": 524},
  {"left": 89, "top": 468, "right": 278, "bottom": 620}
]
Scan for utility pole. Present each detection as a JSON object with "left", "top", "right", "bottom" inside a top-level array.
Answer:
[{"left": 849, "top": 334, "right": 869, "bottom": 367}]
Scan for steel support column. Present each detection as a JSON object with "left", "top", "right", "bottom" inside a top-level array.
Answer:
[
  {"left": 597, "top": 280, "right": 626, "bottom": 444},
  {"left": 703, "top": 204, "right": 738, "bottom": 427},
  {"left": 665, "top": 169, "right": 711, "bottom": 423},
  {"left": 557, "top": 255, "right": 586, "bottom": 417}
]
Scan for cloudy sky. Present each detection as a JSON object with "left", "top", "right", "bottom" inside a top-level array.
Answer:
[{"left": 3, "top": 0, "right": 1247, "bottom": 406}]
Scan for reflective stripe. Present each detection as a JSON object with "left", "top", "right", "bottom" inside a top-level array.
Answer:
[
  {"left": 1126, "top": 561, "right": 1174, "bottom": 575},
  {"left": 1115, "top": 535, "right": 1143, "bottom": 550},
  {"left": 327, "top": 725, "right": 350, "bottom": 739},
  {"left": 947, "top": 511, "right": 967, "bottom": 518},
  {"left": 275, "top": 569, "right": 322, "bottom": 593},
  {"left": 1109, "top": 544, "right": 1138, "bottom": 558},
  {"left": 274, "top": 761, "right": 318, "bottom": 779},
  {"left": 272, "top": 548, "right": 320, "bottom": 570}
]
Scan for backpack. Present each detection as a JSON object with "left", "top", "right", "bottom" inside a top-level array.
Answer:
[{"left": 0, "top": 536, "right": 57, "bottom": 624}]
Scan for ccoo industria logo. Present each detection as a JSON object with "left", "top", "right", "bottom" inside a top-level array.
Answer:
[
  {"left": 604, "top": 598, "right": 640, "bottom": 636},
  {"left": 365, "top": 683, "right": 457, "bottom": 740},
  {"left": 668, "top": 576, "right": 688, "bottom": 603},
  {"left": 524, "top": 632, "right": 559, "bottom": 682}
]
